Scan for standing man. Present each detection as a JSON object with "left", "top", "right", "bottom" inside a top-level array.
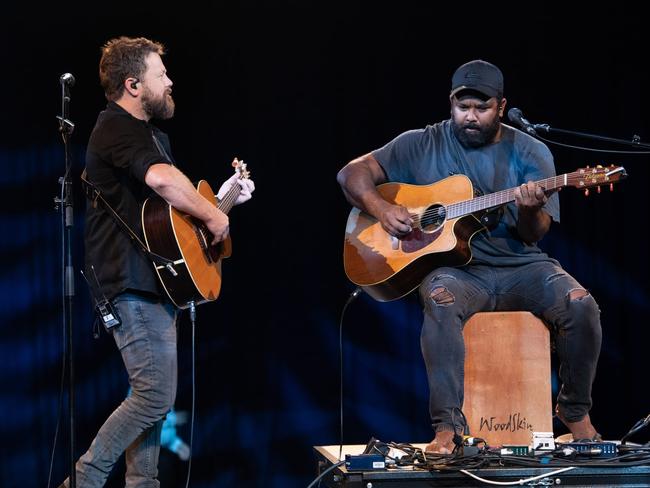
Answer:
[
  {"left": 60, "top": 36, "right": 254, "bottom": 487},
  {"left": 337, "top": 60, "right": 601, "bottom": 453}
]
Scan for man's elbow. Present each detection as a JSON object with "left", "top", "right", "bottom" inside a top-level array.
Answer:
[
  {"left": 336, "top": 165, "right": 350, "bottom": 188},
  {"left": 145, "top": 163, "right": 174, "bottom": 191},
  {"left": 337, "top": 158, "right": 362, "bottom": 188}
]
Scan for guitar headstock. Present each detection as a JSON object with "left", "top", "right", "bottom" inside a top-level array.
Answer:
[
  {"left": 231, "top": 157, "right": 250, "bottom": 180},
  {"left": 568, "top": 164, "right": 627, "bottom": 195}
]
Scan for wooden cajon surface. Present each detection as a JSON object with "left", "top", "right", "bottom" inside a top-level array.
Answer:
[{"left": 463, "top": 312, "right": 552, "bottom": 447}]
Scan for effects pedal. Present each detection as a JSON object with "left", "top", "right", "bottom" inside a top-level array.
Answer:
[
  {"left": 501, "top": 445, "right": 530, "bottom": 456},
  {"left": 345, "top": 454, "right": 386, "bottom": 471},
  {"left": 532, "top": 432, "right": 555, "bottom": 451},
  {"left": 563, "top": 441, "right": 617, "bottom": 458}
]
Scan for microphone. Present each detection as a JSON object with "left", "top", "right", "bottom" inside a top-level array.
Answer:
[
  {"left": 507, "top": 108, "right": 537, "bottom": 136},
  {"left": 60, "top": 73, "right": 76, "bottom": 87},
  {"left": 58, "top": 73, "right": 75, "bottom": 133}
]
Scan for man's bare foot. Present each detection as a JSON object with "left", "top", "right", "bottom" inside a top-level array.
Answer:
[
  {"left": 555, "top": 406, "right": 600, "bottom": 441},
  {"left": 425, "top": 430, "right": 456, "bottom": 454}
]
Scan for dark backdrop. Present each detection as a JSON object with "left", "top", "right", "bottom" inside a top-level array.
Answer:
[{"left": 2, "top": 5, "right": 649, "bottom": 487}]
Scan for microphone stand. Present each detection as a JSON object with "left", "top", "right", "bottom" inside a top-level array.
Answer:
[
  {"left": 55, "top": 75, "right": 77, "bottom": 488},
  {"left": 534, "top": 123, "right": 650, "bottom": 149}
]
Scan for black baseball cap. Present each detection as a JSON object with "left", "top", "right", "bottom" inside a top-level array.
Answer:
[{"left": 450, "top": 60, "right": 504, "bottom": 99}]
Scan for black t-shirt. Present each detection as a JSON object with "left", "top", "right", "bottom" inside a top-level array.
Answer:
[
  {"left": 84, "top": 102, "right": 174, "bottom": 300},
  {"left": 372, "top": 120, "right": 560, "bottom": 266}
]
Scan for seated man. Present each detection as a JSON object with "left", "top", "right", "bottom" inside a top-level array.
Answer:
[{"left": 337, "top": 59, "right": 602, "bottom": 452}]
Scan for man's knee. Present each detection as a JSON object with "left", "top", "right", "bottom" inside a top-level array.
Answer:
[
  {"left": 568, "top": 288, "right": 589, "bottom": 301},
  {"left": 420, "top": 272, "right": 459, "bottom": 307},
  {"left": 542, "top": 269, "right": 600, "bottom": 324},
  {"left": 131, "top": 383, "right": 175, "bottom": 420},
  {"left": 430, "top": 286, "right": 455, "bottom": 306},
  {"left": 562, "top": 288, "right": 601, "bottom": 331},
  {"left": 566, "top": 288, "right": 599, "bottom": 313}
]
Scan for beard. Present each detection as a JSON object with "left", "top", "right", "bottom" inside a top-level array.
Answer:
[
  {"left": 142, "top": 86, "right": 175, "bottom": 120},
  {"left": 451, "top": 115, "right": 500, "bottom": 148}
]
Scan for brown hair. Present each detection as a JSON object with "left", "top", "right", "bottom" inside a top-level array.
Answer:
[{"left": 99, "top": 36, "right": 165, "bottom": 101}]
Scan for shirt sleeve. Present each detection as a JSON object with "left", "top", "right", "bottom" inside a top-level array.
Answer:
[
  {"left": 99, "top": 116, "right": 173, "bottom": 184},
  {"left": 371, "top": 129, "right": 428, "bottom": 183}
]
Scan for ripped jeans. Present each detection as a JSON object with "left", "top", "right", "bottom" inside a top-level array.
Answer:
[{"left": 419, "top": 261, "right": 601, "bottom": 434}]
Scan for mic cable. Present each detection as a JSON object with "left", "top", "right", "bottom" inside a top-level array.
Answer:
[{"left": 339, "top": 287, "right": 363, "bottom": 462}]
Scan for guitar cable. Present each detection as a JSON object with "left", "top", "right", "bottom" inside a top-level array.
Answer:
[
  {"left": 305, "top": 287, "right": 363, "bottom": 488},
  {"left": 46, "top": 174, "right": 69, "bottom": 488},
  {"left": 338, "top": 287, "right": 363, "bottom": 462},
  {"left": 184, "top": 301, "right": 197, "bottom": 488},
  {"left": 306, "top": 460, "right": 346, "bottom": 488}
]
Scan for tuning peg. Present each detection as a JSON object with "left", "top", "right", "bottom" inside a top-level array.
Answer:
[
  {"left": 596, "top": 164, "right": 603, "bottom": 169},
  {"left": 597, "top": 185, "right": 601, "bottom": 194},
  {"left": 610, "top": 183, "right": 614, "bottom": 192},
  {"left": 584, "top": 188, "right": 590, "bottom": 197}
]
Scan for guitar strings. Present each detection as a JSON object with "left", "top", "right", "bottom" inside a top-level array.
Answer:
[
  {"left": 218, "top": 174, "right": 244, "bottom": 212},
  {"left": 404, "top": 173, "right": 599, "bottom": 230},
  {"left": 407, "top": 186, "right": 541, "bottom": 229},
  {"left": 198, "top": 172, "right": 246, "bottom": 241},
  {"left": 196, "top": 176, "right": 241, "bottom": 238}
]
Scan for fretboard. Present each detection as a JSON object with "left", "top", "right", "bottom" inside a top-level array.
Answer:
[
  {"left": 446, "top": 174, "right": 568, "bottom": 219},
  {"left": 217, "top": 181, "right": 241, "bottom": 214}
]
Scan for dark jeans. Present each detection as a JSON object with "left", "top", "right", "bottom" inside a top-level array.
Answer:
[
  {"left": 418, "top": 261, "right": 601, "bottom": 434},
  {"left": 62, "top": 293, "right": 177, "bottom": 488}
]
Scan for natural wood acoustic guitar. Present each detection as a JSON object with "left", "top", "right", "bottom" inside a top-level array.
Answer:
[
  {"left": 343, "top": 165, "right": 626, "bottom": 302},
  {"left": 142, "top": 159, "right": 250, "bottom": 308}
]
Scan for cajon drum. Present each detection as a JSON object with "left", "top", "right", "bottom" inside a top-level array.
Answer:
[{"left": 463, "top": 311, "right": 552, "bottom": 447}]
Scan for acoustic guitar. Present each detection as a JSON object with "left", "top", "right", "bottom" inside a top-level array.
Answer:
[
  {"left": 142, "top": 159, "right": 250, "bottom": 308},
  {"left": 343, "top": 165, "right": 626, "bottom": 302}
]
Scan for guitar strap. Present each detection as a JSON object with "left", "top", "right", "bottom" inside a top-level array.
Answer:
[
  {"left": 80, "top": 169, "right": 178, "bottom": 275},
  {"left": 152, "top": 132, "right": 173, "bottom": 163}
]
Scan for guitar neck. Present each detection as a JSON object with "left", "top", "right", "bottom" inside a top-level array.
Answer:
[
  {"left": 446, "top": 173, "right": 570, "bottom": 219},
  {"left": 217, "top": 183, "right": 240, "bottom": 214}
]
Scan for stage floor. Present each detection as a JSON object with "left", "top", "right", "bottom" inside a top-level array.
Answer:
[{"left": 313, "top": 444, "right": 650, "bottom": 487}]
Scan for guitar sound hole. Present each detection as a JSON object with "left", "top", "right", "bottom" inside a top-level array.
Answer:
[
  {"left": 197, "top": 224, "right": 224, "bottom": 262},
  {"left": 420, "top": 204, "right": 446, "bottom": 234},
  {"left": 193, "top": 224, "right": 217, "bottom": 263},
  {"left": 194, "top": 225, "right": 209, "bottom": 251}
]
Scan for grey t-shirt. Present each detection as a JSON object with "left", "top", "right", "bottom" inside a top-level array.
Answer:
[{"left": 372, "top": 119, "right": 560, "bottom": 266}]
